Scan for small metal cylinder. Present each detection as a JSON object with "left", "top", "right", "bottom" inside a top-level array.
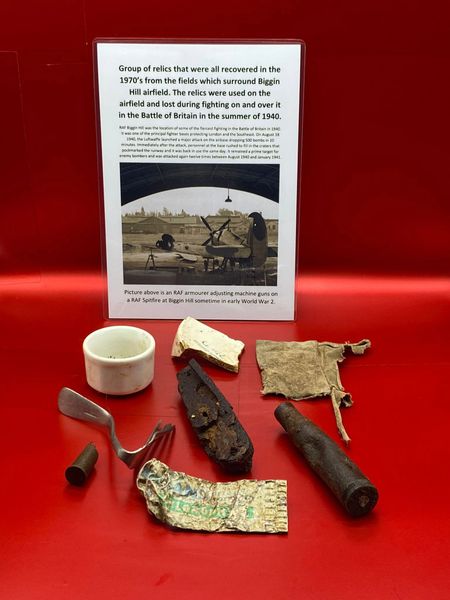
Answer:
[
  {"left": 65, "top": 442, "right": 98, "bottom": 486},
  {"left": 275, "top": 402, "right": 378, "bottom": 517}
]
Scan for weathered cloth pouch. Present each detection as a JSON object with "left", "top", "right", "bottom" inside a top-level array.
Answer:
[{"left": 256, "top": 339, "right": 371, "bottom": 443}]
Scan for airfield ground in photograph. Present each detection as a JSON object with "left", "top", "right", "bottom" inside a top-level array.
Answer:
[{"left": 122, "top": 226, "right": 278, "bottom": 286}]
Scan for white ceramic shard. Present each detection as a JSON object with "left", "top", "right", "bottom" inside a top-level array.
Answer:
[{"left": 171, "top": 316, "right": 244, "bottom": 372}]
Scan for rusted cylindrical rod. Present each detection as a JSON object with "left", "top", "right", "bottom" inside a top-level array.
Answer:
[{"left": 275, "top": 402, "right": 378, "bottom": 517}]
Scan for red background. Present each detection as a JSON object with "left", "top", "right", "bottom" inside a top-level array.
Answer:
[{"left": 1, "top": 2, "right": 449, "bottom": 599}]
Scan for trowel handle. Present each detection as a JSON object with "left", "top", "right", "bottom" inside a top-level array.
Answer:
[
  {"left": 275, "top": 402, "right": 378, "bottom": 517},
  {"left": 58, "top": 387, "right": 112, "bottom": 427}
]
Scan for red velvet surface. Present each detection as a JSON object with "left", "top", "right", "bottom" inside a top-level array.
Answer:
[
  {"left": 1, "top": 1, "right": 450, "bottom": 598},
  {"left": 1, "top": 275, "right": 449, "bottom": 599}
]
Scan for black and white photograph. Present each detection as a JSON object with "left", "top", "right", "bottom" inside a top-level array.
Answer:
[{"left": 121, "top": 163, "right": 279, "bottom": 286}]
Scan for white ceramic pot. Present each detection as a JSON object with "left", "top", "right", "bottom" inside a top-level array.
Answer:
[{"left": 83, "top": 326, "right": 155, "bottom": 395}]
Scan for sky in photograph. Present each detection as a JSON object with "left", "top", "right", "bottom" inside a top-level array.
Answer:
[{"left": 121, "top": 187, "right": 279, "bottom": 219}]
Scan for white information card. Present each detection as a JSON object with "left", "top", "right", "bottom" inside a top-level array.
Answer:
[{"left": 95, "top": 40, "right": 302, "bottom": 320}]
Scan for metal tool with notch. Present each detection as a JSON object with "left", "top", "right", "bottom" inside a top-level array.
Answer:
[{"left": 58, "top": 387, "right": 174, "bottom": 470}]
